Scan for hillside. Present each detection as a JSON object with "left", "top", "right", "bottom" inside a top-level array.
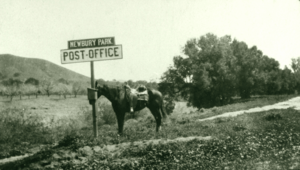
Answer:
[{"left": 0, "top": 54, "right": 90, "bottom": 83}]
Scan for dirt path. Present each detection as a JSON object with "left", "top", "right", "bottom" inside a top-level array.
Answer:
[{"left": 198, "top": 96, "right": 300, "bottom": 122}]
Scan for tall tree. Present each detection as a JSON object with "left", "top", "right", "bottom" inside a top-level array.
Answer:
[
  {"left": 291, "top": 57, "right": 300, "bottom": 93},
  {"left": 279, "top": 66, "right": 296, "bottom": 94},
  {"left": 231, "top": 41, "right": 259, "bottom": 98},
  {"left": 160, "top": 33, "right": 237, "bottom": 108}
]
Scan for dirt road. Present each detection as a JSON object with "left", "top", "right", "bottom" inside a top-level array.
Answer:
[{"left": 198, "top": 96, "right": 300, "bottom": 122}]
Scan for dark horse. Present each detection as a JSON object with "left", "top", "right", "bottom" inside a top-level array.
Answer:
[{"left": 96, "top": 83, "right": 167, "bottom": 135}]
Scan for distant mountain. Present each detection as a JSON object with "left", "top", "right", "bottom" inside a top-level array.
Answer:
[{"left": 0, "top": 54, "right": 90, "bottom": 83}]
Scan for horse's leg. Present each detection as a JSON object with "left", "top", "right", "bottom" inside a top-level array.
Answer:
[
  {"left": 116, "top": 111, "right": 125, "bottom": 135},
  {"left": 149, "top": 107, "right": 162, "bottom": 132}
]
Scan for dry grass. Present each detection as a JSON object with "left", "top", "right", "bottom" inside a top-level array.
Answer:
[{"left": 1, "top": 94, "right": 299, "bottom": 169}]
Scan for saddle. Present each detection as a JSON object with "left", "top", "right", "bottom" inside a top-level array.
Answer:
[
  {"left": 124, "top": 85, "right": 149, "bottom": 111},
  {"left": 128, "top": 88, "right": 148, "bottom": 101}
]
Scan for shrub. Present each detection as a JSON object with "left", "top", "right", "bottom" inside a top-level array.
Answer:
[
  {"left": 0, "top": 108, "right": 54, "bottom": 158},
  {"left": 58, "top": 133, "right": 82, "bottom": 147},
  {"left": 232, "top": 124, "right": 246, "bottom": 131},
  {"left": 0, "top": 108, "right": 49, "bottom": 145},
  {"left": 264, "top": 112, "right": 282, "bottom": 121},
  {"left": 165, "top": 99, "right": 175, "bottom": 115},
  {"left": 97, "top": 101, "right": 116, "bottom": 125},
  {"left": 199, "top": 108, "right": 205, "bottom": 113},
  {"left": 211, "top": 106, "right": 218, "bottom": 113},
  {"left": 214, "top": 117, "right": 231, "bottom": 123}
]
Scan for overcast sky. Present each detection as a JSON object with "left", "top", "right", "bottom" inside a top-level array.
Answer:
[{"left": 1, "top": 0, "right": 300, "bottom": 82}]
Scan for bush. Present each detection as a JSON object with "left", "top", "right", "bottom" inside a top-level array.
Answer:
[
  {"left": 58, "top": 133, "right": 82, "bottom": 147},
  {"left": 264, "top": 112, "right": 283, "bottom": 121},
  {"left": 199, "top": 108, "right": 205, "bottom": 113},
  {"left": 0, "top": 108, "right": 53, "bottom": 158},
  {"left": 0, "top": 107, "right": 86, "bottom": 159},
  {"left": 211, "top": 106, "right": 218, "bottom": 113},
  {"left": 0, "top": 108, "right": 50, "bottom": 145},
  {"left": 97, "top": 101, "right": 116, "bottom": 125},
  {"left": 165, "top": 99, "right": 175, "bottom": 115},
  {"left": 232, "top": 124, "right": 246, "bottom": 131}
]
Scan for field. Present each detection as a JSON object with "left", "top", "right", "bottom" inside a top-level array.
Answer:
[{"left": 1, "top": 94, "right": 300, "bottom": 169}]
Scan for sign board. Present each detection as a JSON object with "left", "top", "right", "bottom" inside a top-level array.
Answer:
[
  {"left": 61, "top": 45, "right": 123, "bottom": 64},
  {"left": 61, "top": 36, "right": 122, "bottom": 137},
  {"left": 68, "top": 37, "right": 115, "bottom": 49}
]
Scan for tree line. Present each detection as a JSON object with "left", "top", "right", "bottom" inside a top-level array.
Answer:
[
  {"left": 0, "top": 76, "right": 88, "bottom": 101},
  {"left": 96, "top": 78, "right": 158, "bottom": 90},
  {"left": 0, "top": 74, "right": 159, "bottom": 102},
  {"left": 159, "top": 33, "right": 300, "bottom": 109}
]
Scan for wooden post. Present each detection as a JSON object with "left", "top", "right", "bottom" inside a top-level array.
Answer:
[{"left": 90, "top": 61, "right": 98, "bottom": 137}]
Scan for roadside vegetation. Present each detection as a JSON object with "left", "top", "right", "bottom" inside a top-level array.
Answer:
[{"left": 1, "top": 94, "right": 300, "bottom": 169}]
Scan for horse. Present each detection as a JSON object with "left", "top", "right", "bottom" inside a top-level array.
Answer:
[{"left": 95, "top": 82, "right": 167, "bottom": 135}]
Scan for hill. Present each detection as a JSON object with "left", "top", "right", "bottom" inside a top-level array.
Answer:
[{"left": 0, "top": 54, "right": 90, "bottom": 83}]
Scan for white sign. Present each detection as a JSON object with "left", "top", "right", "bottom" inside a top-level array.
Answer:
[{"left": 61, "top": 45, "right": 122, "bottom": 64}]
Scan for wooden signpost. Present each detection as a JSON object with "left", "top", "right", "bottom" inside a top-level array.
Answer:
[{"left": 61, "top": 37, "right": 123, "bottom": 137}]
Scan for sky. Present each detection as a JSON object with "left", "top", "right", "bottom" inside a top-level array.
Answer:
[{"left": 1, "top": 0, "right": 300, "bottom": 82}]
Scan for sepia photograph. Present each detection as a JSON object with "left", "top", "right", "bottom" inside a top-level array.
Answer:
[{"left": 1, "top": 0, "right": 300, "bottom": 169}]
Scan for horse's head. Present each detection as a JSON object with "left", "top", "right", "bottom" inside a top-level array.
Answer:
[
  {"left": 95, "top": 82, "right": 109, "bottom": 98},
  {"left": 95, "top": 82, "right": 121, "bottom": 102}
]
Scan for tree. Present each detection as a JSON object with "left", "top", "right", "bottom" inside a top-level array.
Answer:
[
  {"left": 58, "top": 78, "right": 69, "bottom": 84},
  {"left": 291, "top": 57, "right": 300, "bottom": 93},
  {"left": 136, "top": 80, "right": 147, "bottom": 86},
  {"left": 265, "top": 70, "right": 282, "bottom": 95},
  {"left": 0, "top": 84, "right": 6, "bottom": 97},
  {"left": 279, "top": 66, "right": 296, "bottom": 95},
  {"left": 55, "top": 83, "right": 71, "bottom": 99},
  {"left": 160, "top": 33, "right": 237, "bottom": 108},
  {"left": 231, "top": 41, "right": 265, "bottom": 98},
  {"left": 17, "top": 82, "right": 26, "bottom": 100},
  {"left": 41, "top": 80, "right": 54, "bottom": 97},
  {"left": 25, "top": 78, "right": 39, "bottom": 86},
  {"left": 291, "top": 57, "right": 300, "bottom": 73},
  {"left": 24, "top": 84, "right": 37, "bottom": 99},
  {"left": 72, "top": 81, "right": 83, "bottom": 97},
  {"left": 126, "top": 80, "right": 135, "bottom": 87},
  {"left": 146, "top": 81, "right": 158, "bottom": 89},
  {"left": 254, "top": 56, "right": 280, "bottom": 95},
  {"left": 1, "top": 78, "right": 22, "bottom": 101}
]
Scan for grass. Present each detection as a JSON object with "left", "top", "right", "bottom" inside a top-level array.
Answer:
[
  {"left": 0, "top": 94, "right": 299, "bottom": 169},
  {"left": 74, "top": 108, "right": 300, "bottom": 170}
]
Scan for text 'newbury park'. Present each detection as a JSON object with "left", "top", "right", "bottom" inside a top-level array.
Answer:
[
  {"left": 60, "top": 36, "right": 123, "bottom": 137},
  {"left": 60, "top": 37, "right": 122, "bottom": 64}
]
